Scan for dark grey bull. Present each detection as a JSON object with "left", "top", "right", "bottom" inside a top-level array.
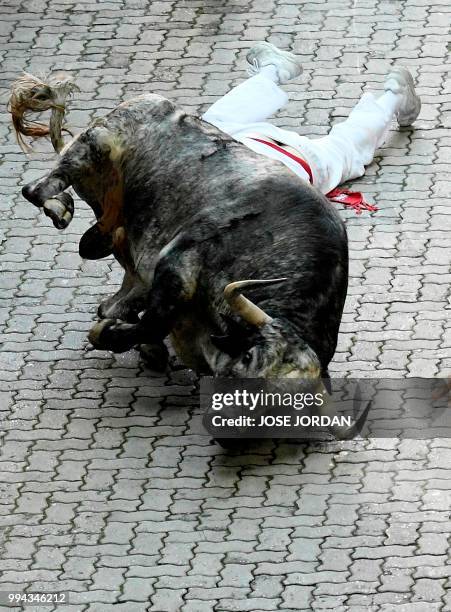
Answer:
[{"left": 10, "top": 74, "right": 361, "bottom": 437}]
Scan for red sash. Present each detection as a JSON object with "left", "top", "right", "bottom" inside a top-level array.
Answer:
[{"left": 250, "top": 137, "right": 378, "bottom": 215}]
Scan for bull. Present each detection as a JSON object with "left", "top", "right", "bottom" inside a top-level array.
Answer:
[{"left": 9, "top": 73, "right": 364, "bottom": 440}]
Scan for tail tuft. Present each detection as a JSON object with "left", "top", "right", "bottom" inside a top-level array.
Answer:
[{"left": 8, "top": 71, "right": 78, "bottom": 152}]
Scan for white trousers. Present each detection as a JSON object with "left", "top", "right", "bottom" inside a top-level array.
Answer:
[{"left": 202, "top": 73, "right": 400, "bottom": 194}]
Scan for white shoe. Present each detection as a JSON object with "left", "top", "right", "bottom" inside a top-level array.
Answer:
[
  {"left": 384, "top": 66, "right": 421, "bottom": 126},
  {"left": 246, "top": 42, "right": 302, "bottom": 84}
]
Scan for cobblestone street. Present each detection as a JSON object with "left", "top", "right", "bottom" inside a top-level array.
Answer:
[{"left": 0, "top": 0, "right": 450, "bottom": 610}]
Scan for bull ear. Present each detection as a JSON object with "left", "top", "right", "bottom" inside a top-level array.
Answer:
[
  {"left": 220, "top": 314, "right": 248, "bottom": 335},
  {"left": 211, "top": 315, "right": 262, "bottom": 357}
]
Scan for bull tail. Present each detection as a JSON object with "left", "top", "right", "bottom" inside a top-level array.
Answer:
[{"left": 8, "top": 71, "right": 78, "bottom": 153}]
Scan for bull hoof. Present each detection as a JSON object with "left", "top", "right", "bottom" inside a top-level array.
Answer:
[
  {"left": 88, "top": 319, "right": 116, "bottom": 348},
  {"left": 88, "top": 319, "right": 137, "bottom": 353},
  {"left": 139, "top": 343, "right": 169, "bottom": 372},
  {"left": 79, "top": 224, "right": 113, "bottom": 260},
  {"left": 43, "top": 192, "right": 74, "bottom": 229}
]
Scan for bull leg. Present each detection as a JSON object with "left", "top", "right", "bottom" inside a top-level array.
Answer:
[
  {"left": 89, "top": 249, "right": 196, "bottom": 355},
  {"left": 91, "top": 266, "right": 169, "bottom": 370},
  {"left": 138, "top": 342, "right": 170, "bottom": 372},
  {"left": 97, "top": 270, "right": 147, "bottom": 322},
  {"left": 95, "top": 272, "right": 167, "bottom": 369}
]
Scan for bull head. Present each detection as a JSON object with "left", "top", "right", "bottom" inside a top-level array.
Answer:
[
  {"left": 211, "top": 277, "right": 316, "bottom": 378},
  {"left": 216, "top": 277, "right": 328, "bottom": 381},
  {"left": 211, "top": 278, "right": 290, "bottom": 374},
  {"left": 211, "top": 278, "right": 367, "bottom": 439}
]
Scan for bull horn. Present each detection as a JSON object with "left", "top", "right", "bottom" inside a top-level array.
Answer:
[
  {"left": 317, "top": 382, "right": 371, "bottom": 440},
  {"left": 223, "top": 278, "right": 287, "bottom": 327}
]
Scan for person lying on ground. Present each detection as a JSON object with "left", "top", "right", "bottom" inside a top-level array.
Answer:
[{"left": 201, "top": 41, "right": 421, "bottom": 213}]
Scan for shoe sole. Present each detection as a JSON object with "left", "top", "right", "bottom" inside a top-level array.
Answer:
[
  {"left": 247, "top": 42, "right": 297, "bottom": 64},
  {"left": 246, "top": 42, "right": 302, "bottom": 82},
  {"left": 387, "top": 67, "right": 421, "bottom": 126}
]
